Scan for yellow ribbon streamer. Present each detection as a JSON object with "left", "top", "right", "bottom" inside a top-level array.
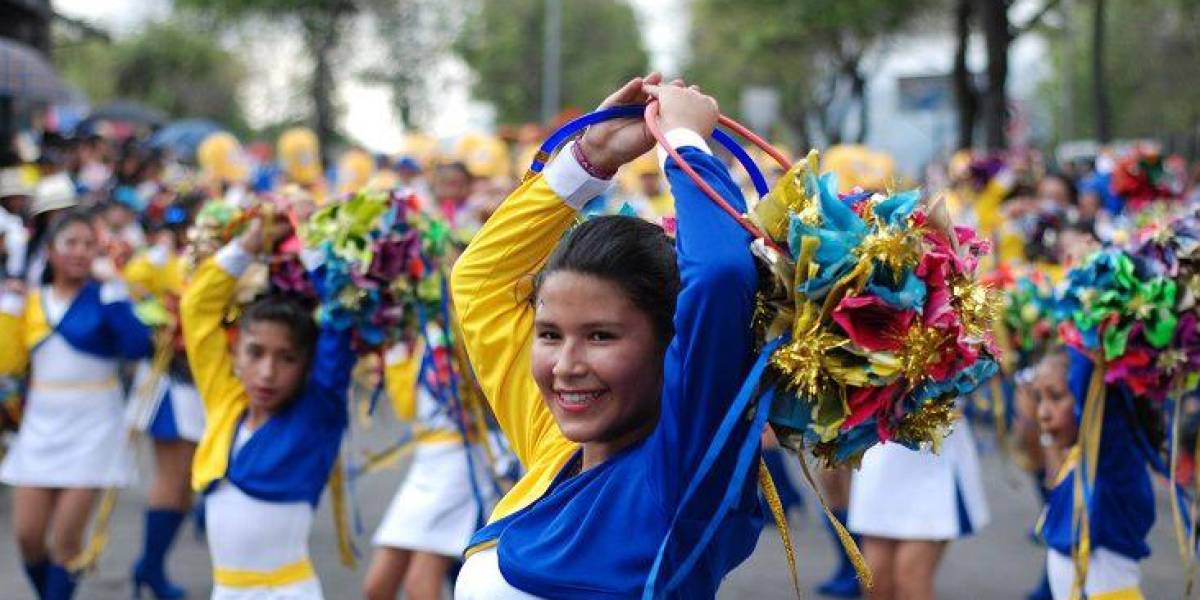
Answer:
[
  {"left": 758, "top": 458, "right": 802, "bottom": 599},
  {"left": 328, "top": 457, "right": 357, "bottom": 569},
  {"left": 797, "top": 451, "right": 873, "bottom": 590},
  {"left": 1070, "top": 361, "right": 1107, "bottom": 600}
]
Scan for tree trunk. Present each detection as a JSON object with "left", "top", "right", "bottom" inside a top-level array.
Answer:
[
  {"left": 978, "top": 0, "right": 1010, "bottom": 150},
  {"left": 952, "top": 0, "right": 979, "bottom": 149},
  {"left": 847, "top": 60, "right": 869, "bottom": 144},
  {"left": 303, "top": 10, "right": 343, "bottom": 167},
  {"left": 1091, "top": 0, "right": 1111, "bottom": 143}
]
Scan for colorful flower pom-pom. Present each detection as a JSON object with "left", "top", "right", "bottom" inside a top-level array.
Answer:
[
  {"left": 304, "top": 188, "right": 452, "bottom": 354},
  {"left": 750, "top": 150, "right": 1002, "bottom": 468}
]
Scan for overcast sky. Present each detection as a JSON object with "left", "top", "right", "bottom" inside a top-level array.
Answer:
[{"left": 52, "top": 0, "right": 687, "bottom": 152}]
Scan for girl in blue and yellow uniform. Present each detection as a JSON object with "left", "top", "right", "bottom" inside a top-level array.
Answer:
[
  {"left": 1031, "top": 348, "right": 1154, "bottom": 600},
  {"left": 1, "top": 211, "right": 154, "bottom": 600},
  {"left": 452, "top": 76, "right": 764, "bottom": 598},
  {"left": 180, "top": 218, "right": 356, "bottom": 600},
  {"left": 123, "top": 221, "right": 204, "bottom": 599},
  {"left": 363, "top": 332, "right": 497, "bottom": 600}
]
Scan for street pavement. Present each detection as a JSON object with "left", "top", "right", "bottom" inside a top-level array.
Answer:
[{"left": 0, "top": 424, "right": 1184, "bottom": 599}]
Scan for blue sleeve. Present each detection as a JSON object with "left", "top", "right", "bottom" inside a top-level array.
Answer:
[
  {"left": 650, "top": 146, "right": 759, "bottom": 509},
  {"left": 104, "top": 299, "right": 154, "bottom": 360}
]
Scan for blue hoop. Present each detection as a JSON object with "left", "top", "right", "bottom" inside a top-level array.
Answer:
[{"left": 526, "top": 104, "right": 772, "bottom": 198}]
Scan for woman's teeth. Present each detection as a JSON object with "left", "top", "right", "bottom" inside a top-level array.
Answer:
[{"left": 560, "top": 391, "right": 602, "bottom": 405}]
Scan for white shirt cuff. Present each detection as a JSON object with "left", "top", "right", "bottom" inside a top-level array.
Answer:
[
  {"left": 215, "top": 243, "right": 254, "bottom": 278},
  {"left": 657, "top": 128, "right": 713, "bottom": 172},
  {"left": 299, "top": 247, "right": 324, "bottom": 272},
  {"left": 99, "top": 280, "right": 130, "bottom": 304},
  {"left": 543, "top": 141, "right": 615, "bottom": 211},
  {"left": 0, "top": 292, "right": 24, "bottom": 316}
]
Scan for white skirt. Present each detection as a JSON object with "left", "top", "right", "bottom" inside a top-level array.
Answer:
[
  {"left": 0, "top": 377, "right": 134, "bottom": 488},
  {"left": 373, "top": 441, "right": 496, "bottom": 558},
  {"left": 848, "top": 418, "right": 989, "bottom": 540},
  {"left": 126, "top": 361, "right": 206, "bottom": 443},
  {"left": 1046, "top": 548, "right": 1141, "bottom": 600},
  {"left": 212, "top": 580, "right": 324, "bottom": 600}
]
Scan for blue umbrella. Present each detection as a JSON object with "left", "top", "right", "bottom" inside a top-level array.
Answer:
[
  {"left": 0, "top": 38, "right": 72, "bottom": 102},
  {"left": 148, "top": 118, "right": 222, "bottom": 161}
]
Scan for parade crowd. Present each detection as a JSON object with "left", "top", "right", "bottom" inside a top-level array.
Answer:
[{"left": 2, "top": 74, "right": 1199, "bottom": 600}]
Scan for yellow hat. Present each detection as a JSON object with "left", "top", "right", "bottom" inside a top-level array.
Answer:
[
  {"left": 398, "top": 132, "right": 439, "bottom": 171},
  {"left": 196, "top": 132, "right": 249, "bottom": 185},
  {"left": 278, "top": 127, "right": 322, "bottom": 186},
  {"left": 454, "top": 133, "right": 510, "bottom": 180},
  {"left": 616, "top": 151, "right": 660, "bottom": 194},
  {"left": 336, "top": 148, "right": 375, "bottom": 196},
  {"left": 824, "top": 144, "right": 896, "bottom": 193}
]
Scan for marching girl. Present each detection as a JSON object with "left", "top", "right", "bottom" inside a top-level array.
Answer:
[
  {"left": 363, "top": 333, "right": 497, "bottom": 600},
  {"left": 452, "top": 76, "right": 767, "bottom": 598},
  {"left": 1032, "top": 348, "right": 1154, "bottom": 600},
  {"left": 848, "top": 408, "right": 991, "bottom": 599},
  {"left": 180, "top": 218, "right": 356, "bottom": 600},
  {"left": 1, "top": 211, "right": 154, "bottom": 600},
  {"left": 123, "top": 225, "right": 205, "bottom": 599}
]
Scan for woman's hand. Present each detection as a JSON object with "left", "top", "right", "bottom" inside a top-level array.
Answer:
[
  {"left": 237, "top": 215, "right": 289, "bottom": 255},
  {"left": 642, "top": 83, "right": 719, "bottom": 137},
  {"left": 578, "top": 72, "right": 669, "bottom": 174}
]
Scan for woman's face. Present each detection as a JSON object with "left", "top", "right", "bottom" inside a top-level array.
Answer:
[
  {"left": 48, "top": 221, "right": 98, "bottom": 283},
  {"left": 1033, "top": 354, "right": 1077, "bottom": 448},
  {"left": 532, "top": 271, "right": 663, "bottom": 452},
  {"left": 234, "top": 320, "right": 308, "bottom": 414}
]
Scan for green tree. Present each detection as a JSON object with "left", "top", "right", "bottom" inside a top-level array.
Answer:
[
  {"left": 54, "top": 20, "right": 248, "bottom": 131},
  {"left": 455, "top": 0, "right": 649, "bottom": 125},
  {"left": 687, "top": 0, "right": 936, "bottom": 148},
  {"left": 1041, "top": 0, "right": 1200, "bottom": 146},
  {"left": 174, "top": 0, "right": 360, "bottom": 162}
]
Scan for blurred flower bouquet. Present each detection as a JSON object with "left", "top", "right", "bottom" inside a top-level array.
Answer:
[
  {"left": 750, "top": 151, "right": 1001, "bottom": 467},
  {"left": 303, "top": 189, "right": 452, "bottom": 353}
]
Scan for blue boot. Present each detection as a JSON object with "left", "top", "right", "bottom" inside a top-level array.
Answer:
[
  {"left": 23, "top": 561, "right": 49, "bottom": 599},
  {"left": 1025, "top": 569, "right": 1053, "bottom": 600},
  {"left": 815, "top": 509, "right": 862, "bottom": 598},
  {"left": 43, "top": 563, "right": 76, "bottom": 600},
  {"left": 132, "top": 509, "right": 187, "bottom": 599}
]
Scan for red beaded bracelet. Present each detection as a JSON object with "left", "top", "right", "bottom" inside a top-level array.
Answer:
[{"left": 571, "top": 138, "right": 617, "bottom": 180}]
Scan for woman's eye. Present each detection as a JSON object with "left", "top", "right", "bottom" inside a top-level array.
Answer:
[
  {"left": 588, "top": 331, "right": 616, "bottom": 342},
  {"left": 537, "top": 330, "right": 560, "bottom": 341}
]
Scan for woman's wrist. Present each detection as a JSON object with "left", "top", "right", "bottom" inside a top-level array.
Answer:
[{"left": 576, "top": 133, "right": 620, "bottom": 177}]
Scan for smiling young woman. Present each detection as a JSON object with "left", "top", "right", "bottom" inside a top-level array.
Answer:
[{"left": 450, "top": 75, "right": 765, "bottom": 599}]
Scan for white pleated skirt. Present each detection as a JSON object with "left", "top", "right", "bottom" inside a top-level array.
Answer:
[
  {"left": 0, "top": 334, "right": 134, "bottom": 488},
  {"left": 373, "top": 441, "right": 496, "bottom": 558},
  {"left": 848, "top": 417, "right": 990, "bottom": 540},
  {"left": 126, "top": 360, "right": 206, "bottom": 443}
]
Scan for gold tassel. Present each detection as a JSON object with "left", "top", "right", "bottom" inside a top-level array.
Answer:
[
  {"left": 328, "top": 457, "right": 357, "bottom": 569},
  {"left": 797, "top": 451, "right": 874, "bottom": 590},
  {"left": 67, "top": 488, "right": 119, "bottom": 573},
  {"left": 758, "top": 459, "right": 802, "bottom": 600},
  {"left": 1070, "top": 361, "right": 1107, "bottom": 600}
]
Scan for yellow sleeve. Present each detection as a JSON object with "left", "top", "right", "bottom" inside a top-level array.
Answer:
[
  {"left": 123, "top": 255, "right": 160, "bottom": 300},
  {"left": 180, "top": 256, "right": 244, "bottom": 412},
  {"left": 181, "top": 255, "right": 249, "bottom": 492},
  {"left": 385, "top": 340, "right": 423, "bottom": 422},
  {"left": 451, "top": 173, "right": 577, "bottom": 468},
  {"left": 0, "top": 311, "right": 27, "bottom": 375},
  {"left": 974, "top": 178, "right": 1008, "bottom": 240}
]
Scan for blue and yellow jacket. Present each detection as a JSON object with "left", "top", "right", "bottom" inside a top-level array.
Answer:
[
  {"left": 181, "top": 248, "right": 356, "bottom": 506},
  {"left": 1040, "top": 349, "right": 1154, "bottom": 561},
  {"left": 452, "top": 143, "right": 763, "bottom": 598},
  {"left": 0, "top": 281, "right": 153, "bottom": 376}
]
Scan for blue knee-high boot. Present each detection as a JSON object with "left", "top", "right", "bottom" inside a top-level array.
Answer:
[
  {"left": 23, "top": 561, "right": 49, "bottom": 599},
  {"left": 132, "top": 509, "right": 186, "bottom": 599},
  {"left": 43, "top": 563, "right": 76, "bottom": 600},
  {"left": 815, "top": 508, "right": 862, "bottom": 598}
]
